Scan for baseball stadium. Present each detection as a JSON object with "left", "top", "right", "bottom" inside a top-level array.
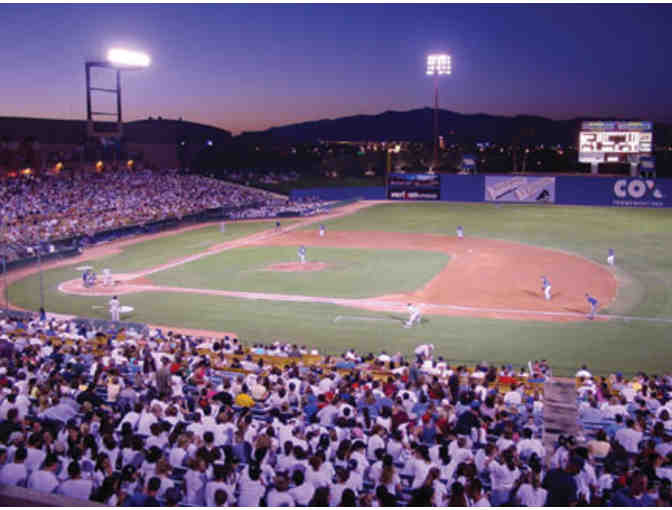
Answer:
[
  {"left": 2, "top": 3, "right": 672, "bottom": 507},
  {"left": 5, "top": 196, "right": 672, "bottom": 377}
]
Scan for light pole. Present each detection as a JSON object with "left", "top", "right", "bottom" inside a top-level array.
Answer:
[
  {"left": 85, "top": 48, "right": 150, "bottom": 140},
  {"left": 426, "top": 54, "right": 451, "bottom": 171}
]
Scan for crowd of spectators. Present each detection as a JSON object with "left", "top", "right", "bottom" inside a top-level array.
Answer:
[
  {"left": 217, "top": 169, "right": 300, "bottom": 189},
  {"left": 0, "top": 310, "right": 670, "bottom": 506},
  {"left": 0, "top": 169, "right": 322, "bottom": 263}
]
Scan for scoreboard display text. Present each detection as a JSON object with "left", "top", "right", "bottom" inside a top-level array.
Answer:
[{"left": 579, "top": 121, "right": 652, "bottom": 163}]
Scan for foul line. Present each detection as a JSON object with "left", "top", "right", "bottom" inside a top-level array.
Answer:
[{"left": 334, "top": 315, "right": 399, "bottom": 323}]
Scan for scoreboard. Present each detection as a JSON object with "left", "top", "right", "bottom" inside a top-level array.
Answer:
[{"left": 579, "top": 121, "right": 652, "bottom": 164}]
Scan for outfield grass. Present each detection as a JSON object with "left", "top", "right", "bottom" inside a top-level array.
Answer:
[
  {"left": 148, "top": 246, "right": 450, "bottom": 298},
  {"left": 306, "top": 202, "right": 672, "bottom": 318},
  {"left": 8, "top": 203, "right": 672, "bottom": 376}
]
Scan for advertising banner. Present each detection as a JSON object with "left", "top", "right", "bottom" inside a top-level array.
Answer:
[
  {"left": 555, "top": 177, "right": 670, "bottom": 208},
  {"left": 484, "top": 176, "right": 556, "bottom": 203},
  {"left": 388, "top": 173, "right": 440, "bottom": 200}
]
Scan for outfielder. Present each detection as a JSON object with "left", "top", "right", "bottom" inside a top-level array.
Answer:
[
  {"left": 457, "top": 225, "right": 464, "bottom": 239},
  {"left": 298, "top": 245, "right": 306, "bottom": 264},
  {"left": 109, "top": 295, "right": 121, "bottom": 321},
  {"left": 220, "top": 221, "right": 226, "bottom": 233},
  {"left": 319, "top": 224, "right": 326, "bottom": 237},
  {"left": 585, "top": 293, "right": 599, "bottom": 320},
  {"left": 607, "top": 248, "right": 615, "bottom": 266},
  {"left": 404, "top": 303, "right": 422, "bottom": 328},
  {"left": 541, "top": 276, "right": 551, "bottom": 301}
]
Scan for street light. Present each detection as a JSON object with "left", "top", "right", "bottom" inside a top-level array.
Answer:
[{"left": 426, "top": 54, "right": 451, "bottom": 171}]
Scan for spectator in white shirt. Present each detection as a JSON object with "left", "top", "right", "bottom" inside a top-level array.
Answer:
[
  {"left": 515, "top": 471, "right": 548, "bottom": 506},
  {"left": 27, "top": 453, "right": 60, "bottom": 494},
  {"left": 57, "top": 461, "right": 94, "bottom": 501},
  {"left": 289, "top": 469, "right": 314, "bottom": 506},
  {"left": 0, "top": 446, "right": 28, "bottom": 487},
  {"left": 615, "top": 418, "right": 644, "bottom": 454},
  {"left": 266, "top": 474, "right": 295, "bottom": 506}
]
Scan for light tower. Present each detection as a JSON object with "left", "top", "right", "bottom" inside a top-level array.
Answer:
[
  {"left": 426, "top": 54, "right": 451, "bottom": 171},
  {"left": 85, "top": 48, "right": 151, "bottom": 139}
]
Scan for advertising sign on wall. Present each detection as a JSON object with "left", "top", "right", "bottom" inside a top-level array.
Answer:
[
  {"left": 388, "top": 173, "right": 440, "bottom": 200},
  {"left": 484, "top": 176, "right": 556, "bottom": 203},
  {"left": 612, "top": 178, "right": 665, "bottom": 207}
]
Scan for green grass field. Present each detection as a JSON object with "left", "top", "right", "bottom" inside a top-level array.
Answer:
[
  {"left": 8, "top": 202, "right": 672, "bottom": 376},
  {"left": 148, "top": 246, "right": 450, "bottom": 298}
]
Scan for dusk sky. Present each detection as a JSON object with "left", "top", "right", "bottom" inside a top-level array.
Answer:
[{"left": 2, "top": 4, "right": 671, "bottom": 135}]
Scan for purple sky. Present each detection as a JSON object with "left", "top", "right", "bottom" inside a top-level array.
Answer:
[{"left": 2, "top": 4, "right": 671, "bottom": 135}]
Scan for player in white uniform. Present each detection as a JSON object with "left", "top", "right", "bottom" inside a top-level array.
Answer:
[
  {"left": 298, "top": 245, "right": 306, "bottom": 264},
  {"left": 102, "top": 268, "right": 112, "bottom": 287},
  {"left": 404, "top": 303, "right": 422, "bottom": 328},
  {"left": 414, "top": 343, "right": 434, "bottom": 359},
  {"left": 109, "top": 295, "right": 121, "bottom": 321},
  {"left": 607, "top": 248, "right": 614, "bottom": 266},
  {"left": 457, "top": 226, "right": 464, "bottom": 239},
  {"left": 541, "top": 276, "right": 551, "bottom": 301},
  {"left": 319, "top": 224, "right": 325, "bottom": 237}
]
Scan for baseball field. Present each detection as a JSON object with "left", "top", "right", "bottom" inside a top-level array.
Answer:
[{"left": 6, "top": 201, "right": 672, "bottom": 377}]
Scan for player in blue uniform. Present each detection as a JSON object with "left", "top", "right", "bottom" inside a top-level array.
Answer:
[
  {"left": 541, "top": 276, "right": 551, "bottom": 301},
  {"left": 585, "top": 293, "right": 599, "bottom": 319},
  {"left": 298, "top": 245, "right": 306, "bottom": 264},
  {"left": 607, "top": 248, "right": 614, "bottom": 266}
]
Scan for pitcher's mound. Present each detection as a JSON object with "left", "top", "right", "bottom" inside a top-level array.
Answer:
[{"left": 266, "top": 262, "right": 328, "bottom": 272}]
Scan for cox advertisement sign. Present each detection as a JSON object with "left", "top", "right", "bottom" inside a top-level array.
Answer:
[{"left": 612, "top": 178, "right": 665, "bottom": 207}]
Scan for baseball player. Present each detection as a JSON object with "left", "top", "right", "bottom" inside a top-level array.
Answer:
[
  {"left": 298, "top": 245, "right": 306, "bottom": 264},
  {"left": 109, "top": 295, "right": 121, "bottom": 321},
  {"left": 275, "top": 221, "right": 281, "bottom": 232},
  {"left": 456, "top": 225, "right": 464, "bottom": 239},
  {"left": 220, "top": 221, "right": 226, "bottom": 233},
  {"left": 319, "top": 224, "right": 326, "bottom": 237},
  {"left": 102, "top": 268, "right": 112, "bottom": 287},
  {"left": 404, "top": 303, "right": 422, "bottom": 328},
  {"left": 607, "top": 248, "right": 615, "bottom": 266},
  {"left": 585, "top": 293, "right": 599, "bottom": 320},
  {"left": 541, "top": 276, "right": 551, "bottom": 301}
]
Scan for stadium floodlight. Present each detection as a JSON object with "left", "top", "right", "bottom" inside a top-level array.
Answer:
[
  {"left": 426, "top": 54, "right": 451, "bottom": 76},
  {"left": 86, "top": 48, "right": 150, "bottom": 140},
  {"left": 107, "top": 48, "right": 151, "bottom": 68},
  {"left": 426, "top": 53, "right": 451, "bottom": 171}
]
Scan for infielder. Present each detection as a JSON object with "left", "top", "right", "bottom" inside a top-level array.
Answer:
[
  {"left": 541, "top": 276, "right": 551, "bottom": 301},
  {"left": 298, "top": 245, "right": 306, "bottom": 264},
  {"left": 585, "top": 293, "right": 599, "bottom": 320},
  {"left": 109, "top": 295, "right": 121, "bottom": 321},
  {"left": 457, "top": 226, "right": 464, "bottom": 239},
  {"left": 102, "top": 268, "right": 112, "bottom": 287},
  {"left": 607, "top": 248, "right": 615, "bottom": 266},
  {"left": 404, "top": 303, "right": 422, "bottom": 328},
  {"left": 319, "top": 224, "right": 326, "bottom": 237}
]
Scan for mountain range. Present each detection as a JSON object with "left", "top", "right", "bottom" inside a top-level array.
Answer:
[{"left": 237, "top": 107, "right": 672, "bottom": 146}]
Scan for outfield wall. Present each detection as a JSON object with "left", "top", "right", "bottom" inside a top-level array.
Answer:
[{"left": 291, "top": 175, "right": 672, "bottom": 208}]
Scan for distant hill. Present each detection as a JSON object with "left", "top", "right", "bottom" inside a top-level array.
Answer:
[
  {"left": 237, "top": 107, "right": 672, "bottom": 146},
  {"left": 0, "top": 116, "right": 232, "bottom": 145}
]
